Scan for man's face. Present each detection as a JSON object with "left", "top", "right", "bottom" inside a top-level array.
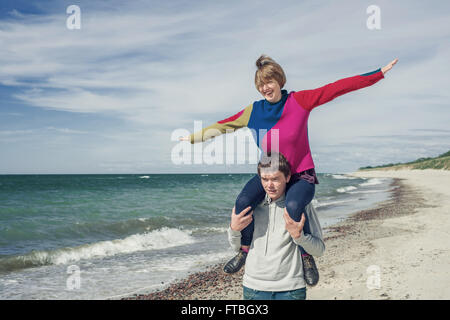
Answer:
[{"left": 260, "top": 170, "right": 290, "bottom": 201}]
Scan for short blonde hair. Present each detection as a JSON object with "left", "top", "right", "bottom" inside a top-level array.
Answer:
[{"left": 254, "top": 55, "right": 286, "bottom": 90}]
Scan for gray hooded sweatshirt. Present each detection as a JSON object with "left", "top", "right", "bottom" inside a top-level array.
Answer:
[{"left": 227, "top": 193, "right": 325, "bottom": 292}]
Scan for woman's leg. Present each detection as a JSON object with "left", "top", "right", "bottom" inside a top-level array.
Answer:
[
  {"left": 285, "top": 179, "right": 315, "bottom": 255},
  {"left": 235, "top": 174, "right": 266, "bottom": 246}
]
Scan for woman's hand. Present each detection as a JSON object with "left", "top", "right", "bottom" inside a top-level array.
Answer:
[
  {"left": 381, "top": 58, "right": 398, "bottom": 75},
  {"left": 230, "top": 206, "right": 253, "bottom": 232}
]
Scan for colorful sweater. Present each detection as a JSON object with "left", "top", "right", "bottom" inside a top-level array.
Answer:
[{"left": 190, "top": 68, "right": 385, "bottom": 174}]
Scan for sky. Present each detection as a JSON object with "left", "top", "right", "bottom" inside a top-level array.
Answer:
[{"left": 0, "top": 0, "right": 449, "bottom": 174}]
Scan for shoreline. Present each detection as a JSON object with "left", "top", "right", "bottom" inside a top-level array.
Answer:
[{"left": 123, "top": 169, "right": 450, "bottom": 300}]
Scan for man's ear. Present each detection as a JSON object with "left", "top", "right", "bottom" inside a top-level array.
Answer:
[{"left": 286, "top": 174, "right": 291, "bottom": 183}]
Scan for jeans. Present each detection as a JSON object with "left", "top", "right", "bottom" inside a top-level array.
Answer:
[
  {"left": 243, "top": 286, "right": 306, "bottom": 300},
  {"left": 235, "top": 174, "right": 315, "bottom": 255}
]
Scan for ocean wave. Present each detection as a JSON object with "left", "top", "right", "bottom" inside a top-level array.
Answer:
[
  {"left": 188, "top": 226, "right": 229, "bottom": 235},
  {"left": 336, "top": 186, "right": 357, "bottom": 193},
  {"left": 313, "top": 199, "right": 354, "bottom": 208},
  {"left": 0, "top": 228, "right": 195, "bottom": 274},
  {"left": 359, "top": 178, "right": 384, "bottom": 187},
  {"left": 139, "top": 176, "right": 150, "bottom": 179},
  {"left": 348, "top": 189, "right": 387, "bottom": 194},
  {"left": 102, "top": 250, "right": 233, "bottom": 300},
  {"left": 50, "top": 216, "right": 177, "bottom": 240},
  {"left": 329, "top": 174, "right": 357, "bottom": 180}
]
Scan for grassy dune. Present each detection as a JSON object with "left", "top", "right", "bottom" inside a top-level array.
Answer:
[{"left": 359, "top": 150, "right": 450, "bottom": 171}]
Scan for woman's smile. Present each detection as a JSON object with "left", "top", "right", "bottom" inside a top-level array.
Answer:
[{"left": 259, "top": 80, "right": 282, "bottom": 103}]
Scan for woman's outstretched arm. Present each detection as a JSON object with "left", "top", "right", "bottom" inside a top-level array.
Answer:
[
  {"left": 294, "top": 58, "right": 398, "bottom": 111},
  {"left": 180, "top": 104, "right": 253, "bottom": 143}
]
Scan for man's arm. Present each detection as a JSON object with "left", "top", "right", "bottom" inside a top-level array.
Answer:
[{"left": 284, "top": 204, "right": 325, "bottom": 257}]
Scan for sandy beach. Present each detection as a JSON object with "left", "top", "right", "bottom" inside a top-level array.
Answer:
[{"left": 123, "top": 169, "right": 450, "bottom": 300}]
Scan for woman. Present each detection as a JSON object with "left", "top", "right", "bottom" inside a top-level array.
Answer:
[{"left": 180, "top": 55, "right": 398, "bottom": 285}]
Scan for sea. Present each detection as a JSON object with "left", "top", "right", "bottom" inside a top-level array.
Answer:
[{"left": 0, "top": 173, "right": 393, "bottom": 299}]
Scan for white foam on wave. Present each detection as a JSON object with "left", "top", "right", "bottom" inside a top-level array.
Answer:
[
  {"left": 0, "top": 240, "right": 234, "bottom": 300},
  {"left": 189, "top": 226, "right": 229, "bottom": 235},
  {"left": 330, "top": 174, "right": 357, "bottom": 180},
  {"left": 13, "top": 228, "right": 195, "bottom": 267},
  {"left": 139, "top": 176, "right": 150, "bottom": 179},
  {"left": 336, "top": 186, "right": 357, "bottom": 193},
  {"left": 348, "top": 189, "right": 387, "bottom": 194},
  {"left": 102, "top": 250, "right": 233, "bottom": 300},
  {"left": 313, "top": 199, "right": 354, "bottom": 208},
  {"left": 359, "top": 178, "right": 384, "bottom": 187}
]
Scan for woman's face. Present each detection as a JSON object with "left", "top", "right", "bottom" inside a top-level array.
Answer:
[{"left": 258, "top": 79, "right": 282, "bottom": 103}]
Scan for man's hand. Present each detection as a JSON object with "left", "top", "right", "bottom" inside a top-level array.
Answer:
[
  {"left": 283, "top": 208, "right": 306, "bottom": 239},
  {"left": 230, "top": 206, "right": 253, "bottom": 232}
]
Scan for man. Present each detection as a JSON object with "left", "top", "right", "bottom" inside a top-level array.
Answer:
[{"left": 226, "top": 152, "right": 325, "bottom": 300}]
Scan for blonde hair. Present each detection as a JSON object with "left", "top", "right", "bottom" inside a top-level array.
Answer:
[{"left": 254, "top": 55, "right": 286, "bottom": 90}]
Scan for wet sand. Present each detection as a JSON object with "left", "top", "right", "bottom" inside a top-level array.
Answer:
[{"left": 123, "top": 169, "right": 450, "bottom": 300}]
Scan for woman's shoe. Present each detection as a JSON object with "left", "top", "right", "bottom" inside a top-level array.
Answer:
[
  {"left": 223, "top": 249, "right": 247, "bottom": 274},
  {"left": 302, "top": 254, "right": 319, "bottom": 286}
]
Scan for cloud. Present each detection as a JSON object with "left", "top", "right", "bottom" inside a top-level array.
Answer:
[
  {"left": 8, "top": 9, "right": 26, "bottom": 19},
  {"left": 0, "top": 0, "right": 449, "bottom": 173},
  {"left": 45, "top": 126, "right": 90, "bottom": 134},
  {"left": 314, "top": 131, "right": 450, "bottom": 172},
  {"left": 2, "top": 1, "right": 449, "bottom": 122},
  {"left": 0, "top": 129, "right": 34, "bottom": 135}
]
